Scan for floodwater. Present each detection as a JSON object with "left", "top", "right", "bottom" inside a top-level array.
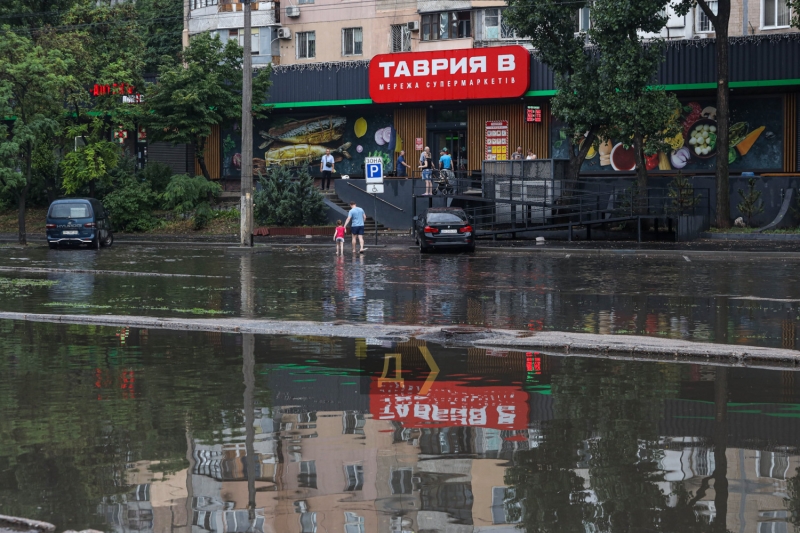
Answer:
[
  {"left": 0, "top": 245, "right": 797, "bottom": 348},
  {"left": 1, "top": 322, "right": 800, "bottom": 532}
]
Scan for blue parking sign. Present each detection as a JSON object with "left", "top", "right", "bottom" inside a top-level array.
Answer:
[
  {"left": 365, "top": 157, "right": 383, "bottom": 183},
  {"left": 366, "top": 163, "right": 382, "bottom": 179}
]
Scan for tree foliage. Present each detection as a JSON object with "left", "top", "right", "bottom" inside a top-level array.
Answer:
[
  {"left": 102, "top": 177, "right": 159, "bottom": 232},
  {"left": 144, "top": 33, "right": 271, "bottom": 181},
  {"left": 254, "top": 166, "right": 327, "bottom": 227},
  {"left": 136, "top": 0, "right": 184, "bottom": 73},
  {"left": 504, "top": 0, "right": 605, "bottom": 181},
  {"left": 160, "top": 174, "right": 222, "bottom": 229},
  {"left": 590, "top": 0, "right": 680, "bottom": 191},
  {"left": 0, "top": 27, "right": 73, "bottom": 244},
  {"left": 737, "top": 177, "right": 764, "bottom": 227}
]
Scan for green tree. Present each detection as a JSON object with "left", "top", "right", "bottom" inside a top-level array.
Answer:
[
  {"left": 674, "top": 0, "right": 732, "bottom": 228},
  {"left": 295, "top": 166, "right": 327, "bottom": 226},
  {"left": 144, "top": 33, "right": 271, "bottom": 181},
  {"left": 590, "top": 0, "right": 680, "bottom": 194},
  {"left": 160, "top": 174, "right": 222, "bottom": 229},
  {"left": 504, "top": 0, "right": 606, "bottom": 182},
  {"left": 60, "top": 120, "right": 119, "bottom": 195},
  {"left": 136, "top": 0, "right": 184, "bottom": 73},
  {"left": 0, "top": 28, "right": 73, "bottom": 244},
  {"left": 255, "top": 165, "right": 294, "bottom": 226},
  {"left": 736, "top": 177, "right": 764, "bottom": 227}
]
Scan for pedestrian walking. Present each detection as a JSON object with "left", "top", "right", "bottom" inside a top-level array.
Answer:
[
  {"left": 344, "top": 201, "right": 366, "bottom": 253},
  {"left": 439, "top": 147, "right": 452, "bottom": 173},
  {"left": 396, "top": 150, "right": 411, "bottom": 178},
  {"left": 320, "top": 149, "right": 335, "bottom": 191},
  {"left": 333, "top": 219, "right": 346, "bottom": 254},
  {"left": 419, "top": 146, "right": 433, "bottom": 196}
]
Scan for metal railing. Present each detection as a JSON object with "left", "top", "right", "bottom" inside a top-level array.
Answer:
[{"left": 344, "top": 182, "right": 404, "bottom": 211}]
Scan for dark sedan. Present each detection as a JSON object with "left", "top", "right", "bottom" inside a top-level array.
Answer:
[{"left": 414, "top": 208, "right": 475, "bottom": 253}]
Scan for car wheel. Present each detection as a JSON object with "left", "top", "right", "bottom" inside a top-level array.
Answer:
[
  {"left": 419, "top": 242, "right": 429, "bottom": 254},
  {"left": 466, "top": 243, "right": 476, "bottom": 253},
  {"left": 48, "top": 242, "right": 58, "bottom": 250},
  {"left": 101, "top": 232, "right": 114, "bottom": 247},
  {"left": 92, "top": 237, "right": 100, "bottom": 250}
]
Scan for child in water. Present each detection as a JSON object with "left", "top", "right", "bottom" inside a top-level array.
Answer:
[{"left": 333, "top": 220, "right": 346, "bottom": 254}]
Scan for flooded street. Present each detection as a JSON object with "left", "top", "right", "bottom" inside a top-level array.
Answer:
[
  {"left": 2, "top": 322, "right": 800, "bottom": 532},
  {"left": 2, "top": 245, "right": 800, "bottom": 532},
  {"left": 0, "top": 245, "right": 797, "bottom": 348}
]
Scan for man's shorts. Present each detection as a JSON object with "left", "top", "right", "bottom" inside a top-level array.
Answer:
[
  {"left": 351, "top": 226, "right": 365, "bottom": 235},
  {"left": 422, "top": 170, "right": 432, "bottom": 180}
]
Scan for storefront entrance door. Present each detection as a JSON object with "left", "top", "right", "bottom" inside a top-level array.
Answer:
[{"left": 429, "top": 130, "right": 467, "bottom": 171}]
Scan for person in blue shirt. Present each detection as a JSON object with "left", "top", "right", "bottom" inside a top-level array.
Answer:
[
  {"left": 396, "top": 150, "right": 411, "bottom": 178},
  {"left": 439, "top": 148, "right": 452, "bottom": 171},
  {"left": 344, "top": 201, "right": 367, "bottom": 253}
]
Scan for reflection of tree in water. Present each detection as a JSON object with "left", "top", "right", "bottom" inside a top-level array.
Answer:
[{"left": 504, "top": 358, "right": 720, "bottom": 533}]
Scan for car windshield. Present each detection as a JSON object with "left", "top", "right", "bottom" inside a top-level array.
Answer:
[
  {"left": 427, "top": 212, "right": 466, "bottom": 224},
  {"left": 49, "top": 203, "right": 91, "bottom": 219}
]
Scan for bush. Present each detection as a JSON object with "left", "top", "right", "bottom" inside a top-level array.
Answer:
[
  {"left": 254, "top": 165, "right": 326, "bottom": 226},
  {"left": 103, "top": 178, "right": 160, "bottom": 232},
  {"left": 160, "top": 174, "right": 222, "bottom": 229},
  {"left": 737, "top": 177, "right": 764, "bottom": 227},
  {"left": 138, "top": 161, "right": 173, "bottom": 194}
]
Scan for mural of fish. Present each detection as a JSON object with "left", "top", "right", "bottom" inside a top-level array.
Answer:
[
  {"left": 258, "top": 116, "right": 346, "bottom": 148},
  {"left": 264, "top": 142, "right": 351, "bottom": 167}
]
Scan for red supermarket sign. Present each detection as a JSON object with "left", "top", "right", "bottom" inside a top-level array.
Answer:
[
  {"left": 370, "top": 380, "right": 529, "bottom": 430},
  {"left": 369, "top": 46, "right": 530, "bottom": 104}
]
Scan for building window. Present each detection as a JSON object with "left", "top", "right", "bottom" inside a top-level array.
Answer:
[
  {"left": 479, "top": 8, "right": 519, "bottom": 40},
  {"left": 696, "top": 1, "right": 717, "bottom": 32},
  {"left": 343, "top": 464, "right": 364, "bottom": 491},
  {"left": 299, "top": 461, "right": 317, "bottom": 489},
  {"left": 298, "top": 0, "right": 313, "bottom": 5},
  {"left": 191, "top": 0, "right": 218, "bottom": 9},
  {"left": 299, "top": 512, "right": 316, "bottom": 533},
  {"left": 296, "top": 31, "right": 316, "bottom": 59},
  {"left": 491, "top": 487, "right": 523, "bottom": 524},
  {"left": 391, "top": 24, "right": 411, "bottom": 52},
  {"left": 344, "top": 513, "right": 364, "bottom": 533},
  {"left": 342, "top": 27, "right": 363, "bottom": 56},
  {"left": 342, "top": 411, "right": 365, "bottom": 434},
  {"left": 576, "top": 7, "right": 591, "bottom": 32},
  {"left": 763, "top": 0, "right": 791, "bottom": 27},
  {"left": 421, "top": 11, "right": 471, "bottom": 41},
  {"left": 390, "top": 468, "right": 413, "bottom": 494},
  {"left": 228, "top": 29, "right": 260, "bottom": 54}
]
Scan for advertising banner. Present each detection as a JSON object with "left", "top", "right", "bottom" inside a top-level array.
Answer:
[{"left": 369, "top": 46, "right": 530, "bottom": 104}]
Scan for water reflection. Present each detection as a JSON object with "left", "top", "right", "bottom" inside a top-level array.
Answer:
[
  {"left": 0, "top": 247, "right": 798, "bottom": 347},
  {"left": 2, "top": 323, "right": 800, "bottom": 532}
]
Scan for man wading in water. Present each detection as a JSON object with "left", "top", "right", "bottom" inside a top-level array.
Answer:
[{"left": 344, "top": 201, "right": 367, "bottom": 253}]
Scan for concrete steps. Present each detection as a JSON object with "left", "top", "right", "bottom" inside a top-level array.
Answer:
[{"left": 324, "top": 190, "right": 386, "bottom": 232}]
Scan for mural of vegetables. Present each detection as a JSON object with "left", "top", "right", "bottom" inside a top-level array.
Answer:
[{"left": 354, "top": 117, "right": 367, "bottom": 138}]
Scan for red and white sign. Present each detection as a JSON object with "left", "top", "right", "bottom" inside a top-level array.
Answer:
[
  {"left": 415, "top": 137, "right": 424, "bottom": 150},
  {"left": 369, "top": 46, "right": 530, "bottom": 104},
  {"left": 370, "top": 380, "right": 529, "bottom": 430},
  {"left": 485, "top": 120, "right": 508, "bottom": 160}
]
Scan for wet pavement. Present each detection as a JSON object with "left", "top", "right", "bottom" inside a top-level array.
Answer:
[
  {"left": 0, "top": 245, "right": 796, "bottom": 348},
  {"left": 1, "top": 322, "right": 800, "bottom": 532}
]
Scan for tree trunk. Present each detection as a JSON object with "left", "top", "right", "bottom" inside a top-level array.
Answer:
[
  {"left": 714, "top": 4, "right": 731, "bottom": 228},
  {"left": 567, "top": 128, "right": 597, "bottom": 182},
  {"left": 195, "top": 137, "right": 211, "bottom": 181},
  {"left": 89, "top": 179, "right": 96, "bottom": 199},
  {"left": 633, "top": 132, "right": 649, "bottom": 215},
  {"left": 18, "top": 147, "right": 32, "bottom": 245}
]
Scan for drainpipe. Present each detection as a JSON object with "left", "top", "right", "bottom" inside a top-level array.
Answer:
[{"left": 743, "top": 0, "right": 748, "bottom": 35}]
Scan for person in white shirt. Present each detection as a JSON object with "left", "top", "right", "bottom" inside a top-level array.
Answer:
[
  {"left": 526, "top": 150, "right": 537, "bottom": 160},
  {"left": 320, "top": 149, "right": 335, "bottom": 191}
]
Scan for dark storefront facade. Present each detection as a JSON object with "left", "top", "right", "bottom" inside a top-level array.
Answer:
[{"left": 202, "top": 35, "right": 800, "bottom": 184}]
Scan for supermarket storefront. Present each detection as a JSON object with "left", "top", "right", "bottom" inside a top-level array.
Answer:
[{"left": 208, "top": 36, "right": 799, "bottom": 182}]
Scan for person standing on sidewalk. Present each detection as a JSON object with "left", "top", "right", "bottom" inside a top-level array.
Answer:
[
  {"left": 418, "top": 146, "right": 433, "bottom": 196},
  {"left": 396, "top": 150, "right": 411, "bottom": 178},
  {"left": 320, "top": 149, "right": 335, "bottom": 191},
  {"left": 344, "top": 201, "right": 366, "bottom": 253}
]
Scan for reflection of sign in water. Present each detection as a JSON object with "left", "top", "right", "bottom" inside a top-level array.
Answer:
[
  {"left": 371, "top": 380, "right": 529, "bottom": 430},
  {"left": 485, "top": 120, "right": 508, "bottom": 161}
]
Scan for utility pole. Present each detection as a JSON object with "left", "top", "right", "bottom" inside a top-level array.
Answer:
[
  {"left": 182, "top": 0, "right": 190, "bottom": 52},
  {"left": 240, "top": 0, "right": 254, "bottom": 247}
]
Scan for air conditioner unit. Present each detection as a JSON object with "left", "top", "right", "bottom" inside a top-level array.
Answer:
[
  {"left": 407, "top": 20, "right": 419, "bottom": 31},
  {"left": 286, "top": 6, "right": 300, "bottom": 17},
  {"left": 277, "top": 27, "right": 291, "bottom": 39}
]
